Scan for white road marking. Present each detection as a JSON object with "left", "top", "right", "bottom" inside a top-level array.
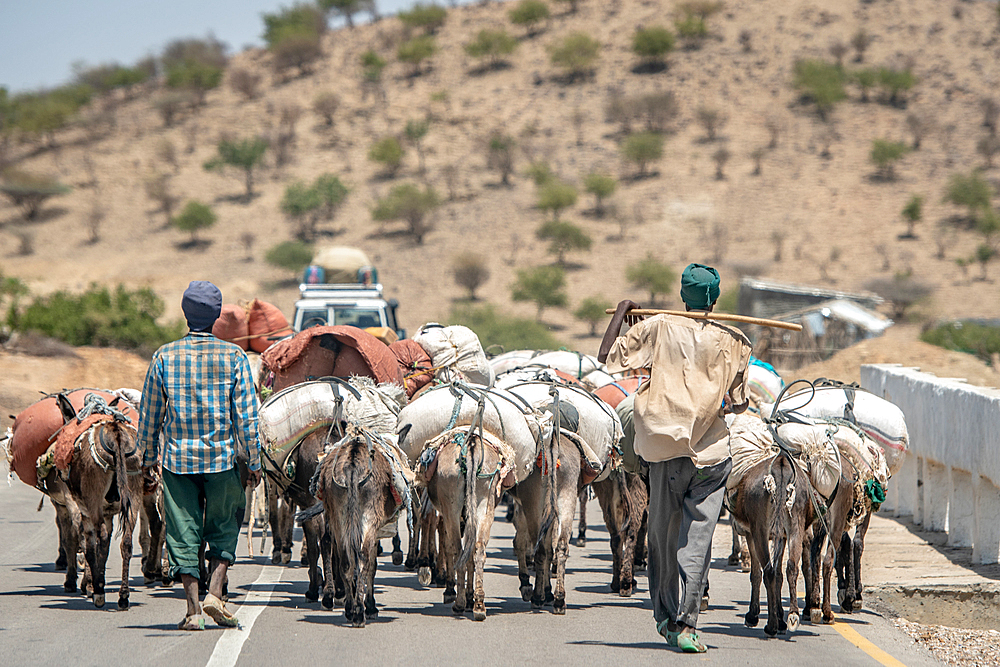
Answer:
[{"left": 205, "top": 565, "right": 282, "bottom": 667}]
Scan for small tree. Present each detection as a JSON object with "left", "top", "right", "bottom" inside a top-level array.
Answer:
[
  {"left": 203, "top": 136, "right": 268, "bottom": 200},
  {"left": 712, "top": 146, "right": 731, "bottom": 180},
  {"left": 828, "top": 40, "right": 848, "bottom": 68},
  {"left": 942, "top": 171, "right": 993, "bottom": 223},
  {"left": 398, "top": 35, "right": 437, "bottom": 76},
  {"left": 487, "top": 131, "right": 517, "bottom": 185},
  {"left": 548, "top": 32, "right": 600, "bottom": 82},
  {"left": 900, "top": 194, "right": 923, "bottom": 238},
  {"left": 525, "top": 160, "right": 555, "bottom": 187},
  {"left": 312, "top": 92, "right": 340, "bottom": 126},
  {"left": 156, "top": 138, "right": 179, "bottom": 172},
  {"left": 792, "top": 59, "right": 847, "bottom": 120},
  {"left": 865, "top": 275, "right": 932, "bottom": 320},
  {"left": 511, "top": 265, "right": 568, "bottom": 321},
  {"left": 977, "top": 135, "right": 1000, "bottom": 169},
  {"left": 154, "top": 92, "right": 190, "bottom": 127},
  {"left": 368, "top": 135, "right": 405, "bottom": 176},
  {"left": 165, "top": 60, "right": 223, "bottom": 106},
  {"left": 398, "top": 3, "right": 448, "bottom": 34},
  {"left": 266, "top": 240, "right": 314, "bottom": 280},
  {"left": 172, "top": 200, "right": 216, "bottom": 244},
  {"left": 877, "top": 67, "right": 916, "bottom": 107},
  {"left": 583, "top": 172, "right": 616, "bottom": 216},
  {"left": 696, "top": 105, "right": 726, "bottom": 141},
  {"left": 271, "top": 31, "right": 323, "bottom": 77},
  {"left": 508, "top": 0, "right": 550, "bottom": 37},
  {"left": 404, "top": 119, "right": 430, "bottom": 174},
  {"left": 976, "top": 242, "right": 997, "bottom": 280},
  {"left": 750, "top": 146, "right": 766, "bottom": 176},
  {"left": 536, "top": 219, "right": 592, "bottom": 265},
  {"left": 320, "top": 0, "right": 364, "bottom": 28},
  {"left": 464, "top": 29, "right": 519, "bottom": 69},
  {"left": 313, "top": 173, "right": 349, "bottom": 221},
  {"left": 850, "top": 28, "right": 872, "bottom": 63},
  {"left": 144, "top": 173, "right": 178, "bottom": 227},
  {"left": 452, "top": 252, "right": 491, "bottom": 300},
  {"left": 674, "top": 11, "right": 708, "bottom": 48},
  {"left": 621, "top": 131, "right": 665, "bottom": 178},
  {"left": 229, "top": 68, "right": 263, "bottom": 100},
  {"left": 870, "top": 138, "right": 909, "bottom": 180},
  {"left": 371, "top": 183, "right": 440, "bottom": 244},
  {"left": 574, "top": 296, "right": 612, "bottom": 336},
  {"left": 632, "top": 26, "right": 675, "bottom": 70},
  {"left": 360, "top": 49, "right": 387, "bottom": 83},
  {"left": 537, "top": 179, "right": 578, "bottom": 220},
  {"left": 853, "top": 67, "right": 877, "bottom": 103},
  {"left": 626, "top": 254, "right": 676, "bottom": 305},
  {"left": 281, "top": 181, "right": 322, "bottom": 240},
  {"left": 0, "top": 170, "right": 71, "bottom": 220},
  {"left": 905, "top": 112, "right": 932, "bottom": 150},
  {"left": 982, "top": 98, "right": 1000, "bottom": 137}
]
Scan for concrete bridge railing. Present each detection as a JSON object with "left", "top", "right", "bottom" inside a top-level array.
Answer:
[{"left": 861, "top": 364, "right": 1000, "bottom": 565}]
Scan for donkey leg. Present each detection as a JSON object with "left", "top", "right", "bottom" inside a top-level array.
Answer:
[
  {"left": 745, "top": 539, "right": 762, "bottom": 628},
  {"left": 56, "top": 502, "right": 79, "bottom": 592},
  {"left": 575, "top": 488, "right": 588, "bottom": 547},
  {"left": 609, "top": 531, "right": 623, "bottom": 594},
  {"left": 88, "top": 516, "right": 111, "bottom": 608},
  {"left": 785, "top": 520, "right": 806, "bottom": 632},
  {"left": 321, "top": 529, "right": 336, "bottom": 610},
  {"left": 471, "top": 492, "right": 497, "bottom": 622},
  {"left": 304, "top": 517, "right": 322, "bottom": 602},
  {"left": 552, "top": 504, "right": 573, "bottom": 615},
  {"left": 852, "top": 513, "right": 871, "bottom": 610},
  {"left": 118, "top": 505, "right": 137, "bottom": 610},
  {"left": 363, "top": 546, "right": 379, "bottom": 619}
]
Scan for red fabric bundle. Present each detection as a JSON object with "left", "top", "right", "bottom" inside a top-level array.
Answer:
[
  {"left": 247, "top": 300, "right": 291, "bottom": 353},
  {"left": 389, "top": 339, "right": 434, "bottom": 398},
  {"left": 213, "top": 304, "right": 250, "bottom": 350},
  {"left": 593, "top": 377, "right": 645, "bottom": 409}
]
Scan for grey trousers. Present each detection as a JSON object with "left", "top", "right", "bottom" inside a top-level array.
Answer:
[{"left": 647, "top": 456, "right": 731, "bottom": 629}]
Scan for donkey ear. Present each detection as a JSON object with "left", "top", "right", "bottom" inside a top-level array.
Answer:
[
  {"left": 108, "top": 396, "right": 121, "bottom": 408},
  {"left": 55, "top": 394, "right": 77, "bottom": 423}
]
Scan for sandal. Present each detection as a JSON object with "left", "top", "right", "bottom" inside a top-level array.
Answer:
[
  {"left": 202, "top": 594, "right": 239, "bottom": 628},
  {"left": 177, "top": 614, "right": 206, "bottom": 631},
  {"left": 677, "top": 630, "right": 708, "bottom": 653},
  {"left": 656, "top": 619, "right": 679, "bottom": 647}
]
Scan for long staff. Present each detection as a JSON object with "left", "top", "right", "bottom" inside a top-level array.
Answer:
[{"left": 605, "top": 308, "right": 803, "bottom": 331}]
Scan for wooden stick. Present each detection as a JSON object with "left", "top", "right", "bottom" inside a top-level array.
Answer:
[{"left": 605, "top": 308, "right": 803, "bottom": 331}]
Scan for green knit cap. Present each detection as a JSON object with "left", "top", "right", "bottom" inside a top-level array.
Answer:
[{"left": 680, "top": 263, "right": 721, "bottom": 310}]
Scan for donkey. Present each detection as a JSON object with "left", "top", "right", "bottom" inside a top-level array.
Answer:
[
  {"left": 315, "top": 428, "right": 410, "bottom": 627},
  {"left": 591, "top": 469, "right": 649, "bottom": 597}
]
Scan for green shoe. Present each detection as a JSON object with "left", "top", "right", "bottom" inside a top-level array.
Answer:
[
  {"left": 677, "top": 631, "right": 708, "bottom": 653},
  {"left": 656, "top": 620, "right": 679, "bottom": 647}
]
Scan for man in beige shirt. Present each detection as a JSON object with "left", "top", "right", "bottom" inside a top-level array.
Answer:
[{"left": 599, "top": 263, "right": 751, "bottom": 653}]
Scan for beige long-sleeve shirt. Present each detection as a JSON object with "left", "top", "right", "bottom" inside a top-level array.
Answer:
[{"left": 605, "top": 314, "right": 752, "bottom": 466}]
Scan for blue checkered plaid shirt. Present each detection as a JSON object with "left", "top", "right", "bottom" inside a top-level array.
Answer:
[{"left": 138, "top": 332, "right": 261, "bottom": 474}]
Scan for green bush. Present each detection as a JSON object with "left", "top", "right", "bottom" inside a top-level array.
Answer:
[
  {"left": 13, "top": 284, "right": 184, "bottom": 353},
  {"left": 626, "top": 254, "right": 676, "bottom": 305},
  {"left": 487, "top": 132, "right": 517, "bottom": 185},
  {"left": 320, "top": 0, "right": 364, "bottom": 28},
  {"left": 368, "top": 135, "right": 405, "bottom": 175},
  {"left": 398, "top": 3, "right": 448, "bottom": 34},
  {"left": 548, "top": 32, "right": 600, "bottom": 81},
  {"left": 203, "top": 136, "right": 268, "bottom": 200},
  {"left": 511, "top": 265, "right": 568, "bottom": 321},
  {"left": 397, "top": 35, "right": 437, "bottom": 74},
  {"left": 271, "top": 30, "right": 323, "bottom": 76},
  {"left": 877, "top": 67, "right": 917, "bottom": 107},
  {"left": 266, "top": 240, "right": 315, "bottom": 278},
  {"left": 537, "top": 219, "right": 591, "bottom": 264},
  {"left": 536, "top": 179, "right": 578, "bottom": 219},
  {"left": 508, "top": 0, "right": 550, "bottom": 36},
  {"left": 0, "top": 169, "right": 71, "bottom": 220},
  {"left": 262, "top": 4, "right": 326, "bottom": 47},
  {"left": 165, "top": 60, "right": 223, "bottom": 105},
  {"left": 942, "top": 171, "right": 994, "bottom": 222},
  {"left": 162, "top": 36, "right": 227, "bottom": 70},
  {"left": 525, "top": 161, "right": 555, "bottom": 186},
  {"left": 360, "top": 49, "right": 387, "bottom": 81},
  {"left": 792, "top": 59, "right": 847, "bottom": 120},
  {"left": 450, "top": 303, "right": 561, "bottom": 350},
  {"left": 901, "top": 194, "right": 923, "bottom": 237},
  {"left": 313, "top": 173, "right": 349, "bottom": 220},
  {"left": 281, "top": 181, "right": 323, "bottom": 239},
  {"left": 921, "top": 321, "right": 1000, "bottom": 364},
  {"left": 371, "top": 183, "right": 440, "bottom": 244},
  {"left": 621, "top": 132, "right": 665, "bottom": 177},
  {"left": 870, "top": 139, "right": 910, "bottom": 180},
  {"left": 574, "top": 296, "right": 612, "bottom": 336},
  {"left": 172, "top": 200, "right": 216, "bottom": 243},
  {"left": 452, "top": 252, "right": 491, "bottom": 300},
  {"left": 584, "top": 172, "right": 616, "bottom": 215},
  {"left": 674, "top": 14, "right": 707, "bottom": 42},
  {"left": 632, "top": 26, "right": 675, "bottom": 65},
  {"left": 852, "top": 67, "right": 878, "bottom": 102},
  {"left": 465, "top": 29, "right": 519, "bottom": 68}
]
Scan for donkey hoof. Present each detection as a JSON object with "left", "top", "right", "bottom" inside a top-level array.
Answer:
[
  {"left": 404, "top": 557, "right": 416, "bottom": 572},
  {"left": 443, "top": 591, "right": 457, "bottom": 604},
  {"left": 745, "top": 614, "right": 758, "bottom": 628},
  {"left": 700, "top": 596, "right": 710, "bottom": 612},
  {"left": 391, "top": 551, "right": 403, "bottom": 566},
  {"left": 143, "top": 576, "right": 156, "bottom": 587},
  {"left": 280, "top": 552, "right": 291, "bottom": 565},
  {"left": 553, "top": 598, "right": 566, "bottom": 615},
  {"left": 451, "top": 601, "right": 466, "bottom": 615},
  {"left": 322, "top": 594, "right": 334, "bottom": 610},
  {"left": 788, "top": 613, "right": 800, "bottom": 632},
  {"left": 270, "top": 552, "right": 282, "bottom": 565},
  {"left": 418, "top": 567, "right": 432, "bottom": 587},
  {"left": 823, "top": 612, "right": 836, "bottom": 625},
  {"left": 118, "top": 595, "right": 130, "bottom": 611},
  {"left": 64, "top": 581, "right": 77, "bottom": 594},
  {"left": 520, "top": 586, "right": 533, "bottom": 603},
  {"left": 837, "top": 589, "right": 846, "bottom": 606},
  {"left": 810, "top": 609, "right": 824, "bottom": 624},
  {"left": 619, "top": 585, "right": 633, "bottom": 598},
  {"left": 473, "top": 608, "right": 487, "bottom": 622},
  {"left": 305, "top": 589, "right": 319, "bottom": 602},
  {"left": 334, "top": 595, "right": 346, "bottom": 608},
  {"left": 93, "top": 594, "right": 106, "bottom": 608},
  {"left": 764, "top": 624, "right": 778, "bottom": 638},
  {"left": 727, "top": 554, "right": 741, "bottom": 566}
]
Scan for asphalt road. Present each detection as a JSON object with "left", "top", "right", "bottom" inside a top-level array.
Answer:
[{"left": 0, "top": 479, "right": 942, "bottom": 667}]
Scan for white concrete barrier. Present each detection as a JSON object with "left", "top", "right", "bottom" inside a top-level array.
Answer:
[{"left": 861, "top": 364, "right": 1000, "bottom": 565}]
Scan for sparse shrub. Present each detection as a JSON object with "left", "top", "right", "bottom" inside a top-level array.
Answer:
[
  {"left": 621, "top": 131, "right": 665, "bottom": 178},
  {"left": 266, "top": 240, "right": 315, "bottom": 279},
  {"left": 229, "top": 67, "right": 263, "bottom": 100},
  {"left": 464, "top": 29, "right": 519, "bottom": 69},
  {"left": 574, "top": 296, "right": 612, "bottom": 336},
  {"left": 399, "top": 3, "right": 448, "bottom": 34},
  {"left": 905, "top": 112, "right": 932, "bottom": 150},
  {"left": 405, "top": 119, "right": 430, "bottom": 173},
  {"left": 172, "top": 200, "right": 216, "bottom": 243},
  {"left": 156, "top": 138, "right": 179, "bottom": 172},
  {"left": 313, "top": 173, "right": 349, "bottom": 220},
  {"left": 632, "top": 26, "right": 675, "bottom": 69},
  {"left": 368, "top": 135, "right": 405, "bottom": 176},
  {"left": 977, "top": 135, "right": 1000, "bottom": 168},
  {"left": 262, "top": 4, "right": 326, "bottom": 46},
  {"left": 271, "top": 31, "right": 323, "bottom": 77},
  {"left": 674, "top": 12, "right": 708, "bottom": 47},
  {"left": 636, "top": 92, "right": 679, "bottom": 133},
  {"left": 865, "top": 275, "right": 932, "bottom": 320},
  {"left": 487, "top": 131, "right": 517, "bottom": 185},
  {"left": 536, "top": 219, "right": 592, "bottom": 264},
  {"left": 626, "top": 254, "right": 676, "bottom": 305},
  {"left": 792, "top": 59, "right": 847, "bottom": 120},
  {"left": 162, "top": 36, "right": 228, "bottom": 70},
  {"left": 511, "top": 265, "right": 568, "bottom": 321},
  {"left": 584, "top": 172, "right": 616, "bottom": 216},
  {"left": 536, "top": 179, "right": 578, "bottom": 220},
  {"left": 449, "top": 303, "right": 561, "bottom": 350},
  {"left": 765, "top": 115, "right": 782, "bottom": 149},
  {"left": 554, "top": 0, "right": 581, "bottom": 14},
  {"left": 371, "top": 183, "right": 440, "bottom": 244},
  {"left": 281, "top": 181, "right": 322, "bottom": 240},
  {"left": 508, "top": 0, "right": 550, "bottom": 37},
  {"left": 750, "top": 146, "right": 766, "bottom": 175},
  {"left": 696, "top": 105, "right": 726, "bottom": 141},
  {"left": 165, "top": 60, "right": 223, "bottom": 106},
  {"left": 320, "top": 0, "right": 364, "bottom": 28},
  {"left": 154, "top": 92, "right": 190, "bottom": 127},
  {"left": 0, "top": 169, "right": 71, "bottom": 220},
  {"left": 852, "top": 67, "right": 877, "bottom": 102},
  {"left": 144, "top": 173, "right": 178, "bottom": 226},
  {"left": 239, "top": 232, "right": 256, "bottom": 261},
  {"left": 975, "top": 242, "right": 997, "bottom": 280},
  {"left": 397, "top": 35, "right": 437, "bottom": 76},
  {"left": 982, "top": 98, "right": 999, "bottom": 137},
  {"left": 712, "top": 146, "right": 731, "bottom": 179},
  {"left": 360, "top": 49, "right": 388, "bottom": 82},
  {"left": 876, "top": 67, "right": 916, "bottom": 107},
  {"left": 738, "top": 29, "right": 752, "bottom": 53},
  {"left": 312, "top": 91, "right": 340, "bottom": 126},
  {"left": 921, "top": 320, "right": 1000, "bottom": 364},
  {"left": 870, "top": 139, "right": 910, "bottom": 180},
  {"left": 548, "top": 31, "right": 600, "bottom": 81},
  {"left": 203, "top": 136, "right": 268, "bottom": 200},
  {"left": 677, "top": 0, "right": 723, "bottom": 18},
  {"left": 525, "top": 160, "right": 555, "bottom": 186},
  {"left": 901, "top": 194, "right": 923, "bottom": 238},
  {"left": 85, "top": 200, "right": 104, "bottom": 244},
  {"left": 828, "top": 40, "right": 848, "bottom": 68},
  {"left": 942, "top": 171, "right": 993, "bottom": 222},
  {"left": 850, "top": 28, "right": 873, "bottom": 63},
  {"left": 452, "top": 252, "right": 491, "bottom": 300}
]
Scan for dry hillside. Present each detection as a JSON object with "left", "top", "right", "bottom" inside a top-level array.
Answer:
[{"left": 2, "top": 0, "right": 1000, "bottom": 351}]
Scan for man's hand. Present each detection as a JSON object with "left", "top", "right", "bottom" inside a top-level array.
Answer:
[
  {"left": 247, "top": 468, "right": 263, "bottom": 489},
  {"left": 598, "top": 299, "right": 642, "bottom": 363},
  {"left": 141, "top": 465, "right": 159, "bottom": 494}
]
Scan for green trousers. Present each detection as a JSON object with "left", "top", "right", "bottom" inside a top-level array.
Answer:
[{"left": 162, "top": 467, "right": 245, "bottom": 580}]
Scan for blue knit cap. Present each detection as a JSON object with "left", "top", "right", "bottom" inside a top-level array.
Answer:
[
  {"left": 679, "top": 263, "right": 720, "bottom": 310},
  {"left": 181, "top": 280, "right": 222, "bottom": 332}
]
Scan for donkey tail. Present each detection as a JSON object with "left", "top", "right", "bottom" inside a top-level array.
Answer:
[
  {"left": 456, "top": 434, "right": 479, "bottom": 572},
  {"left": 111, "top": 424, "right": 136, "bottom": 536},
  {"left": 766, "top": 454, "right": 796, "bottom": 574}
]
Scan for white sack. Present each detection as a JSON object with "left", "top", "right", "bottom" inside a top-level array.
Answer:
[
  {"left": 747, "top": 364, "right": 784, "bottom": 405},
  {"left": 414, "top": 323, "right": 494, "bottom": 387}
]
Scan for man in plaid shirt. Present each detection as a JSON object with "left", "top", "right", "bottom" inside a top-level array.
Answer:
[{"left": 138, "top": 281, "right": 262, "bottom": 631}]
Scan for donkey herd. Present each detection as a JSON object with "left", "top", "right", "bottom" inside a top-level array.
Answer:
[{"left": 3, "top": 324, "right": 906, "bottom": 639}]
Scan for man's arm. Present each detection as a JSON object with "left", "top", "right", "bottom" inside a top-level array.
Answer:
[
  {"left": 598, "top": 299, "right": 641, "bottom": 364},
  {"left": 137, "top": 355, "right": 165, "bottom": 469},
  {"left": 232, "top": 353, "right": 262, "bottom": 473}
]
